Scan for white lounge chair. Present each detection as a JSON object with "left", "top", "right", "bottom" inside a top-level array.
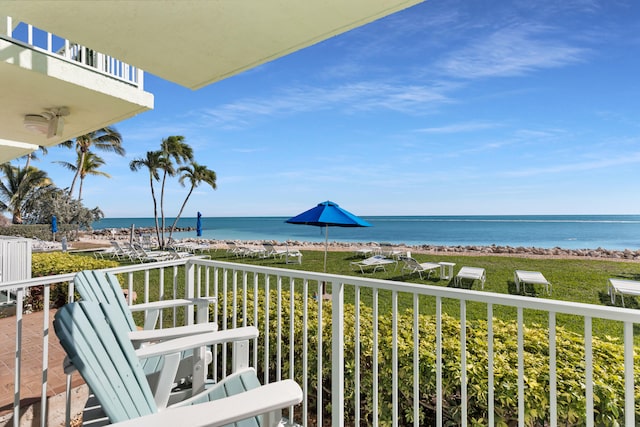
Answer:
[
  {"left": 350, "top": 255, "right": 395, "bottom": 274},
  {"left": 284, "top": 246, "right": 303, "bottom": 264},
  {"left": 225, "top": 241, "right": 264, "bottom": 257},
  {"left": 380, "top": 242, "right": 403, "bottom": 259},
  {"left": 262, "top": 242, "right": 288, "bottom": 258},
  {"left": 608, "top": 278, "right": 640, "bottom": 307},
  {"left": 109, "top": 240, "right": 135, "bottom": 260},
  {"left": 353, "top": 243, "right": 381, "bottom": 258},
  {"left": 454, "top": 267, "right": 486, "bottom": 289},
  {"left": 131, "top": 242, "right": 174, "bottom": 262},
  {"left": 399, "top": 256, "right": 440, "bottom": 280},
  {"left": 514, "top": 270, "right": 552, "bottom": 295},
  {"left": 225, "top": 241, "right": 246, "bottom": 257}
]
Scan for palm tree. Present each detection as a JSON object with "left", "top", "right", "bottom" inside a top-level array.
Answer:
[
  {"left": 0, "top": 164, "right": 50, "bottom": 224},
  {"left": 129, "top": 151, "right": 163, "bottom": 245},
  {"left": 54, "top": 151, "right": 111, "bottom": 202},
  {"left": 59, "top": 126, "right": 123, "bottom": 199},
  {"left": 158, "top": 136, "right": 193, "bottom": 247},
  {"left": 21, "top": 146, "right": 48, "bottom": 169},
  {"left": 168, "top": 161, "right": 217, "bottom": 239}
]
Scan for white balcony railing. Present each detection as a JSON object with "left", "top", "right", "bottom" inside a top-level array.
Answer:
[
  {"left": 1, "top": 16, "right": 143, "bottom": 87},
  {"left": 1, "top": 257, "right": 639, "bottom": 426}
]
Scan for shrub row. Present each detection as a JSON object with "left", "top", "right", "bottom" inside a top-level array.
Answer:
[
  {"left": 217, "top": 289, "right": 639, "bottom": 426},
  {"left": 0, "top": 224, "right": 79, "bottom": 241},
  {"left": 29, "top": 252, "right": 118, "bottom": 309}
]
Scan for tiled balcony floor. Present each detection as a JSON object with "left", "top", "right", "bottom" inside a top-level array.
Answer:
[{"left": 0, "top": 309, "right": 84, "bottom": 417}]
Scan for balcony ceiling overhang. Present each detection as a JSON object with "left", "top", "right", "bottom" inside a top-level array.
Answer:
[
  {"left": 0, "top": 40, "right": 153, "bottom": 154},
  {"left": 2, "top": 0, "right": 424, "bottom": 90},
  {"left": 0, "top": 140, "right": 39, "bottom": 164}
]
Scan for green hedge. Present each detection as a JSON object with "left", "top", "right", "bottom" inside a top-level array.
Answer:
[
  {"left": 0, "top": 224, "right": 78, "bottom": 241},
  {"left": 29, "top": 253, "right": 118, "bottom": 309},
  {"left": 31, "top": 252, "right": 118, "bottom": 277},
  {"left": 218, "top": 289, "right": 639, "bottom": 426}
]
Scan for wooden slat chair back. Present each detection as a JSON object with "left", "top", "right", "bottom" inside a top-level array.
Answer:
[
  {"left": 74, "top": 270, "right": 137, "bottom": 330},
  {"left": 54, "top": 301, "right": 157, "bottom": 422}
]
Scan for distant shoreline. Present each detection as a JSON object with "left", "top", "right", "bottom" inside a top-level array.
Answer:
[
  {"left": 90, "top": 214, "right": 640, "bottom": 251},
  {"left": 78, "top": 229, "right": 640, "bottom": 262}
]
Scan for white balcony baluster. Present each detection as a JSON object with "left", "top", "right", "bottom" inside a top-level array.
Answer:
[{"left": 3, "top": 16, "right": 142, "bottom": 87}]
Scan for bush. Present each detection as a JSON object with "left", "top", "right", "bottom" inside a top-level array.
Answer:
[
  {"left": 29, "top": 252, "right": 118, "bottom": 309},
  {"left": 218, "top": 289, "right": 639, "bottom": 426},
  {"left": 32, "top": 252, "right": 118, "bottom": 277},
  {"left": 0, "top": 224, "right": 79, "bottom": 241}
]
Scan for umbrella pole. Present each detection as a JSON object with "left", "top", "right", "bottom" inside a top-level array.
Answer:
[
  {"left": 324, "top": 225, "right": 328, "bottom": 273},
  {"left": 322, "top": 225, "right": 329, "bottom": 298}
]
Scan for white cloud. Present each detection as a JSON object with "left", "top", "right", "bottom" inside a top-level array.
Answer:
[
  {"left": 197, "top": 81, "right": 452, "bottom": 128},
  {"left": 436, "top": 23, "right": 589, "bottom": 80},
  {"left": 416, "top": 121, "right": 501, "bottom": 134},
  {"left": 502, "top": 152, "right": 640, "bottom": 177}
]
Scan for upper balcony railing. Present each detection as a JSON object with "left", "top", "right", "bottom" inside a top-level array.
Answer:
[
  {"left": 1, "top": 16, "right": 143, "bottom": 88},
  {"left": 1, "top": 257, "right": 639, "bottom": 427}
]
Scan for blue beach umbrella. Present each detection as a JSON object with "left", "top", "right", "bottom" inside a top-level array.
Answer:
[
  {"left": 196, "top": 212, "right": 202, "bottom": 237},
  {"left": 286, "top": 201, "right": 371, "bottom": 273},
  {"left": 51, "top": 215, "right": 58, "bottom": 241}
]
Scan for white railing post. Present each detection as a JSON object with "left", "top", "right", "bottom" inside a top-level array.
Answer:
[
  {"left": 137, "top": 68, "right": 144, "bottom": 88},
  {"left": 549, "top": 312, "right": 557, "bottom": 427},
  {"left": 40, "top": 286, "right": 50, "bottom": 427},
  {"left": 585, "top": 317, "right": 594, "bottom": 427},
  {"left": 436, "top": 296, "right": 442, "bottom": 425},
  {"left": 13, "top": 288, "right": 23, "bottom": 427},
  {"left": 624, "top": 322, "right": 634, "bottom": 426},
  {"left": 184, "top": 260, "right": 195, "bottom": 325},
  {"left": 460, "top": 299, "right": 467, "bottom": 426},
  {"left": 2, "top": 16, "right": 11, "bottom": 37},
  {"left": 97, "top": 52, "right": 104, "bottom": 72},
  {"left": 488, "top": 304, "right": 495, "bottom": 427},
  {"left": 331, "top": 279, "right": 344, "bottom": 427},
  {"left": 517, "top": 308, "right": 524, "bottom": 427},
  {"left": 392, "top": 291, "right": 398, "bottom": 426}
]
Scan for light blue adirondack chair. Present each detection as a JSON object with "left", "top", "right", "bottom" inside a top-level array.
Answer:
[
  {"left": 54, "top": 301, "right": 302, "bottom": 426},
  {"left": 73, "top": 270, "right": 224, "bottom": 396}
]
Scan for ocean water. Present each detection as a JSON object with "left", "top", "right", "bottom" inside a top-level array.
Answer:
[{"left": 92, "top": 215, "right": 640, "bottom": 251}]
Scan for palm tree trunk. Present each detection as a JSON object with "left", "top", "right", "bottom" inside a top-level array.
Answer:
[
  {"left": 68, "top": 151, "right": 86, "bottom": 198},
  {"left": 78, "top": 176, "right": 85, "bottom": 202},
  {"left": 160, "top": 170, "right": 168, "bottom": 248},
  {"left": 149, "top": 175, "right": 161, "bottom": 246},
  {"left": 12, "top": 208, "right": 22, "bottom": 224},
  {"left": 168, "top": 185, "right": 195, "bottom": 240}
]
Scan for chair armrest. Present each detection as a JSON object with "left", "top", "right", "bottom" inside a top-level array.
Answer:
[
  {"left": 111, "top": 379, "right": 302, "bottom": 427},
  {"left": 129, "top": 297, "right": 216, "bottom": 331},
  {"left": 127, "top": 297, "right": 216, "bottom": 312},
  {"left": 135, "top": 326, "right": 259, "bottom": 359},
  {"left": 128, "top": 322, "right": 218, "bottom": 344}
]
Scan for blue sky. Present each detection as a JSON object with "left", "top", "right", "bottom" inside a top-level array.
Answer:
[{"left": 35, "top": 0, "right": 640, "bottom": 218}]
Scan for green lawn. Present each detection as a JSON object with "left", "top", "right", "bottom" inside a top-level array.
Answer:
[{"left": 203, "top": 248, "right": 640, "bottom": 341}]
